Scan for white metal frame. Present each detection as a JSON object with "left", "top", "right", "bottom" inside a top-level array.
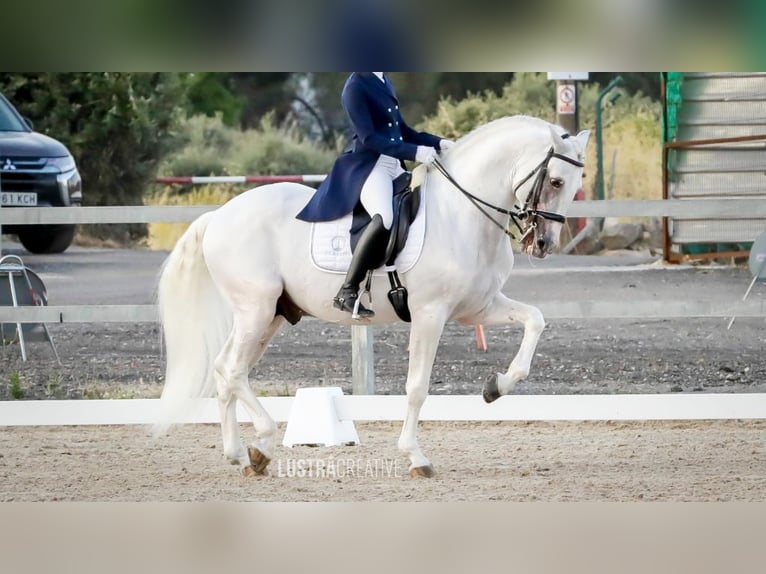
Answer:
[{"left": 0, "top": 254, "right": 60, "bottom": 362}]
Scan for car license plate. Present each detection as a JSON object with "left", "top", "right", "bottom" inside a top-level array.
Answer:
[{"left": 0, "top": 192, "right": 38, "bottom": 206}]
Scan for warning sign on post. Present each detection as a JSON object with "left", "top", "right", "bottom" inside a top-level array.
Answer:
[{"left": 557, "top": 84, "right": 576, "bottom": 115}]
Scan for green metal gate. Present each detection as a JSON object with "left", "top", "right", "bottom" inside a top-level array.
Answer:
[{"left": 663, "top": 72, "right": 766, "bottom": 259}]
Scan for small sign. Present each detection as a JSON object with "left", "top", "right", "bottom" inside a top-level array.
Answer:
[
  {"left": 557, "top": 85, "right": 576, "bottom": 114},
  {"left": 548, "top": 72, "right": 589, "bottom": 81}
]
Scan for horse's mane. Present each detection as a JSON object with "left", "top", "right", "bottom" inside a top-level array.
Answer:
[
  {"left": 457, "top": 115, "right": 556, "bottom": 152},
  {"left": 449, "top": 115, "right": 584, "bottom": 169},
  {"left": 433, "top": 115, "right": 555, "bottom": 184},
  {"left": 461, "top": 115, "right": 551, "bottom": 140}
]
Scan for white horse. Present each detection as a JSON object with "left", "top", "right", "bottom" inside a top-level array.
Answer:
[{"left": 154, "top": 115, "right": 590, "bottom": 477}]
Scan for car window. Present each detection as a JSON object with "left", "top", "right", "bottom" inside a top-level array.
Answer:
[{"left": 0, "top": 97, "right": 28, "bottom": 132}]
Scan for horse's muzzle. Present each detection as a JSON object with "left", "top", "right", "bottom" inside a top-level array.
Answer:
[{"left": 525, "top": 234, "right": 552, "bottom": 259}]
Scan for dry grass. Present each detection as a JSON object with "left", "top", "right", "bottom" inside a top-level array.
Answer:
[
  {"left": 146, "top": 185, "right": 240, "bottom": 251},
  {"left": 592, "top": 115, "right": 663, "bottom": 201}
]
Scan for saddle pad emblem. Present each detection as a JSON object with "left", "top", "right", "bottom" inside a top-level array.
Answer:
[{"left": 330, "top": 236, "right": 346, "bottom": 252}]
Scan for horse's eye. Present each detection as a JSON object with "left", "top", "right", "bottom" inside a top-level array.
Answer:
[{"left": 550, "top": 177, "right": 564, "bottom": 189}]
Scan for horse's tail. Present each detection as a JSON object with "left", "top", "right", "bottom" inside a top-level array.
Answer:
[{"left": 153, "top": 211, "right": 232, "bottom": 437}]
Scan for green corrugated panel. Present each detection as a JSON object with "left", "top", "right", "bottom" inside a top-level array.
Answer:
[
  {"left": 663, "top": 72, "right": 684, "bottom": 185},
  {"left": 663, "top": 72, "right": 684, "bottom": 143}
]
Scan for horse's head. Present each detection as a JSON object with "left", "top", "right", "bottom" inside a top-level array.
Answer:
[{"left": 515, "top": 126, "right": 590, "bottom": 258}]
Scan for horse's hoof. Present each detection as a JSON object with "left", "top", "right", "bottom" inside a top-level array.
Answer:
[
  {"left": 409, "top": 465, "right": 435, "bottom": 478},
  {"left": 483, "top": 374, "right": 501, "bottom": 403},
  {"left": 247, "top": 447, "right": 271, "bottom": 474},
  {"left": 242, "top": 465, "right": 269, "bottom": 477}
]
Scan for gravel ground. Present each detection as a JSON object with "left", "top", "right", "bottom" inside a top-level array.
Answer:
[
  {"left": 2, "top": 420, "right": 764, "bottom": 501},
  {"left": 1, "top": 311, "right": 764, "bottom": 400}
]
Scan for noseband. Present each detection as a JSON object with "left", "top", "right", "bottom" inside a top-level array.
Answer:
[
  {"left": 432, "top": 143, "right": 584, "bottom": 243},
  {"left": 513, "top": 146, "right": 585, "bottom": 248}
]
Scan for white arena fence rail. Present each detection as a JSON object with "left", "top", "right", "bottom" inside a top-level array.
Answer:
[
  {"left": 2, "top": 299, "right": 765, "bottom": 324},
  {"left": 2, "top": 198, "right": 766, "bottom": 426},
  {"left": 3, "top": 198, "right": 766, "bottom": 226},
  {"left": 1, "top": 393, "right": 765, "bottom": 427},
  {"left": 2, "top": 198, "right": 766, "bottom": 325}
]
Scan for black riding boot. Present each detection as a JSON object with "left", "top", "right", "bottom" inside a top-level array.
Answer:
[{"left": 334, "top": 215, "right": 389, "bottom": 317}]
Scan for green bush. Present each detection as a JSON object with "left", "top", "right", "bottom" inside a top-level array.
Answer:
[
  {"left": 158, "top": 113, "right": 337, "bottom": 187},
  {"left": 161, "top": 75, "right": 663, "bottom": 205},
  {"left": 419, "top": 73, "right": 662, "bottom": 200},
  {"left": 420, "top": 72, "right": 660, "bottom": 139},
  {"left": 231, "top": 115, "right": 338, "bottom": 176},
  {"left": 419, "top": 73, "right": 556, "bottom": 139},
  {"left": 159, "top": 114, "right": 236, "bottom": 178}
]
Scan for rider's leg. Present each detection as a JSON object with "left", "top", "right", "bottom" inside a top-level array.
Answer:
[
  {"left": 359, "top": 156, "right": 398, "bottom": 230},
  {"left": 333, "top": 155, "right": 402, "bottom": 317},
  {"left": 333, "top": 214, "right": 388, "bottom": 316}
]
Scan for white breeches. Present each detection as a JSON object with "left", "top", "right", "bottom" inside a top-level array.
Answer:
[{"left": 359, "top": 154, "right": 405, "bottom": 230}]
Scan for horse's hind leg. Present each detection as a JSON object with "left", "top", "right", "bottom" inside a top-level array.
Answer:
[
  {"left": 238, "top": 315, "right": 286, "bottom": 475},
  {"left": 214, "top": 306, "right": 284, "bottom": 472},
  {"left": 472, "top": 293, "right": 545, "bottom": 402}
]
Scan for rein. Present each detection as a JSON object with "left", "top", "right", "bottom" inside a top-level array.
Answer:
[{"left": 432, "top": 145, "right": 584, "bottom": 241}]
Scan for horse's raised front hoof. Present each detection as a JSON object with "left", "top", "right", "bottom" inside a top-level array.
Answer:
[
  {"left": 247, "top": 446, "right": 271, "bottom": 474},
  {"left": 409, "top": 465, "right": 435, "bottom": 478},
  {"left": 482, "top": 374, "right": 501, "bottom": 403}
]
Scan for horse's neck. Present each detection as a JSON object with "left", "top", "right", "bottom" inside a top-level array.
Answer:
[
  {"left": 423, "top": 165, "right": 510, "bottom": 266},
  {"left": 426, "top": 128, "right": 540, "bottom": 242},
  {"left": 444, "top": 125, "right": 544, "bottom": 209}
]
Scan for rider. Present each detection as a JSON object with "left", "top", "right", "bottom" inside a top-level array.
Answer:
[{"left": 297, "top": 72, "right": 454, "bottom": 317}]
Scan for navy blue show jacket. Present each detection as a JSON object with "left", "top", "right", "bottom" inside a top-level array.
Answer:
[{"left": 296, "top": 73, "right": 442, "bottom": 222}]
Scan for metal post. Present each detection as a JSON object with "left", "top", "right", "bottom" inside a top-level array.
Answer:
[
  {"left": 351, "top": 325, "right": 375, "bottom": 394},
  {"left": 595, "top": 76, "right": 623, "bottom": 202},
  {"left": 0, "top": 174, "right": 3, "bottom": 256},
  {"left": 555, "top": 80, "right": 578, "bottom": 136},
  {"left": 3, "top": 265, "right": 27, "bottom": 361}
]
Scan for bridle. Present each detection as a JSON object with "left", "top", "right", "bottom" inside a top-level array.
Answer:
[{"left": 431, "top": 143, "right": 584, "bottom": 246}]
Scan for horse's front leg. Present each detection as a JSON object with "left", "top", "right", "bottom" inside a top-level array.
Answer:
[
  {"left": 473, "top": 293, "right": 546, "bottom": 402},
  {"left": 398, "top": 306, "right": 447, "bottom": 478}
]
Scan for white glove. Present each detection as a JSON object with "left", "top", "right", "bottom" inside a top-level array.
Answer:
[
  {"left": 439, "top": 139, "right": 456, "bottom": 152},
  {"left": 416, "top": 145, "right": 438, "bottom": 166}
]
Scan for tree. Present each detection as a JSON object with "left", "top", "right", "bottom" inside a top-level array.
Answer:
[
  {"left": 184, "top": 73, "right": 296, "bottom": 131},
  {"left": 0, "top": 72, "right": 186, "bottom": 241},
  {"left": 184, "top": 73, "right": 244, "bottom": 127},
  {"left": 434, "top": 73, "right": 515, "bottom": 100},
  {"left": 227, "top": 73, "right": 293, "bottom": 129},
  {"left": 297, "top": 73, "right": 517, "bottom": 144}
]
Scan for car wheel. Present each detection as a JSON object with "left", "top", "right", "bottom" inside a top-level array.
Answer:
[{"left": 17, "top": 224, "right": 76, "bottom": 254}]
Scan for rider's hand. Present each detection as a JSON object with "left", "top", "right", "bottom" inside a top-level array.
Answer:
[
  {"left": 439, "top": 139, "right": 456, "bottom": 152},
  {"left": 416, "top": 145, "right": 439, "bottom": 166}
]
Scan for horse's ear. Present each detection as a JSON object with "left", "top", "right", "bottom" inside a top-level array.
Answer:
[
  {"left": 575, "top": 130, "right": 591, "bottom": 151},
  {"left": 549, "top": 125, "right": 566, "bottom": 152}
]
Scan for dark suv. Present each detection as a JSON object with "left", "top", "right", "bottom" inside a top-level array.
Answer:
[{"left": 0, "top": 92, "right": 82, "bottom": 253}]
